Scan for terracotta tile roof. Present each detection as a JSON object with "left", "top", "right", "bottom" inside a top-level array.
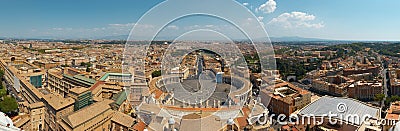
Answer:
[
  {"left": 69, "top": 87, "right": 89, "bottom": 94},
  {"left": 62, "top": 99, "right": 114, "bottom": 128},
  {"left": 235, "top": 116, "right": 248, "bottom": 128},
  {"left": 386, "top": 114, "right": 399, "bottom": 120},
  {"left": 29, "top": 102, "right": 44, "bottom": 109},
  {"left": 111, "top": 111, "right": 135, "bottom": 127},
  {"left": 133, "top": 121, "right": 146, "bottom": 131},
  {"left": 242, "top": 107, "right": 250, "bottom": 117},
  {"left": 89, "top": 81, "right": 105, "bottom": 92},
  {"left": 43, "top": 93, "right": 74, "bottom": 111},
  {"left": 154, "top": 89, "right": 163, "bottom": 99}
]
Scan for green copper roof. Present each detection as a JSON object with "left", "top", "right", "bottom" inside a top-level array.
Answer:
[
  {"left": 63, "top": 74, "right": 96, "bottom": 86},
  {"left": 112, "top": 90, "right": 127, "bottom": 106},
  {"left": 99, "top": 73, "right": 132, "bottom": 81}
]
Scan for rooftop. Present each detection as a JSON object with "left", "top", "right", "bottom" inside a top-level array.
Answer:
[
  {"left": 69, "top": 87, "right": 89, "bottom": 95},
  {"left": 111, "top": 111, "right": 135, "bottom": 127},
  {"left": 386, "top": 101, "right": 400, "bottom": 120},
  {"left": 30, "top": 102, "right": 45, "bottom": 109},
  {"left": 43, "top": 93, "right": 75, "bottom": 110},
  {"left": 99, "top": 72, "right": 132, "bottom": 81},
  {"left": 63, "top": 74, "right": 96, "bottom": 86},
  {"left": 298, "top": 96, "right": 380, "bottom": 125},
  {"left": 62, "top": 99, "right": 114, "bottom": 128},
  {"left": 111, "top": 90, "right": 127, "bottom": 109}
]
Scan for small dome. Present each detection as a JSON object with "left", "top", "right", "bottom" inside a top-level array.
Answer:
[
  {"left": 168, "top": 117, "right": 175, "bottom": 125},
  {"left": 227, "top": 118, "right": 234, "bottom": 125}
]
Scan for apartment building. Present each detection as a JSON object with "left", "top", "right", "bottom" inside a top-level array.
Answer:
[
  {"left": 1, "top": 59, "right": 48, "bottom": 131},
  {"left": 59, "top": 100, "right": 114, "bottom": 131},
  {"left": 99, "top": 72, "right": 133, "bottom": 83},
  {"left": 348, "top": 81, "right": 382, "bottom": 100},
  {"left": 18, "top": 102, "right": 46, "bottom": 130},
  {"left": 68, "top": 87, "right": 93, "bottom": 111},
  {"left": 48, "top": 68, "right": 96, "bottom": 97},
  {"left": 311, "top": 75, "right": 354, "bottom": 96},
  {"left": 260, "top": 79, "right": 311, "bottom": 116},
  {"left": 42, "top": 94, "right": 75, "bottom": 131}
]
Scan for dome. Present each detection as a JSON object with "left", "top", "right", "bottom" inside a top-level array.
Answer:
[
  {"left": 227, "top": 118, "right": 234, "bottom": 125},
  {"left": 168, "top": 117, "right": 175, "bottom": 125}
]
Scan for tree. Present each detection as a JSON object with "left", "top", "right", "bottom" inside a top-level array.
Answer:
[
  {"left": 0, "top": 96, "right": 18, "bottom": 113},
  {"left": 86, "top": 66, "right": 91, "bottom": 72},
  {"left": 391, "top": 95, "right": 400, "bottom": 102},
  {"left": 80, "top": 62, "right": 92, "bottom": 67},
  {"left": 0, "top": 69, "right": 4, "bottom": 78},
  {"left": 305, "top": 124, "right": 311, "bottom": 131},
  {"left": 151, "top": 70, "right": 161, "bottom": 78},
  {"left": 385, "top": 95, "right": 400, "bottom": 106},
  {"left": 374, "top": 94, "right": 385, "bottom": 101},
  {"left": 0, "top": 88, "right": 6, "bottom": 98},
  {"left": 80, "top": 62, "right": 92, "bottom": 72}
]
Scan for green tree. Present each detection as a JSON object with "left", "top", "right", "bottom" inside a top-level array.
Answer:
[
  {"left": 305, "top": 124, "right": 311, "bottom": 131},
  {"left": 391, "top": 95, "right": 400, "bottom": 102},
  {"left": 385, "top": 95, "right": 400, "bottom": 106},
  {"left": 151, "top": 70, "right": 161, "bottom": 78},
  {"left": 374, "top": 94, "right": 385, "bottom": 101},
  {"left": 0, "top": 96, "right": 18, "bottom": 113},
  {"left": 0, "top": 69, "right": 4, "bottom": 78},
  {"left": 86, "top": 66, "right": 91, "bottom": 72},
  {"left": 0, "top": 88, "right": 6, "bottom": 98},
  {"left": 81, "top": 62, "right": 92, "bottom": 72}
]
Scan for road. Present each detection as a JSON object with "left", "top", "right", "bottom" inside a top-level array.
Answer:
[{"left": 381, "top": 56, "right": 390, "bottom": 109}]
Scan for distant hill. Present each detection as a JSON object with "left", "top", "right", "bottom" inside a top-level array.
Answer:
[
  {"left": 1, "top": 35, "right": 338, "bottom": 42},
  {"left": 96, "top": 35, "right": 129, "bottom": 40},
  {"left": 268, "top": 36, "right": 333, "bottom": 42}
]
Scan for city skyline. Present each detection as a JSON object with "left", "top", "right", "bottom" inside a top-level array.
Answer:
[
  {"left": 0, "top": 0, "right": 399, "bottom": 41},
  {"left": 2, "top": 1, "right": 400, "bottom": 131}
]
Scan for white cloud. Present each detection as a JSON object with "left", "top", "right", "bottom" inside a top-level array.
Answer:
[
  {"left": 108, "top": 23, "right": 135, "bottom": 27},
  {"left": 166, "top": 25, "right": 179, "bottom": 30},
  {"left": 258, "top": 0, "right": 277, "bottom": 14},
  {"left": 52, "top": 28, "right": 64, "bottom": 31},
  {"left": 243, "top": 3, "right": 249, "bottom": 6},
  {"left": 205, "top": 25, "right": 215, "bottom": 28},
  {"left": 184, "top": 24, "right": 221, "bottom": 31},
  {"left": 257, "top": 16, "right": 264, "bottom": 21},
  {"left": 268, "top": 12, "right": 324, "bottom": 29},
  {"left": 108, "top": 23, "right": 155, "bottom": 31}
]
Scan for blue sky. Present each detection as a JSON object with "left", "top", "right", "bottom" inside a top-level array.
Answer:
[{"left": 0, "top": 0, "right": 399, "bottom": 41}]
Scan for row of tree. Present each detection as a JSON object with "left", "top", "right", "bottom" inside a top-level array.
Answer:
[{"left": 0, "top": 69, "right": 18, "bottom": 113}]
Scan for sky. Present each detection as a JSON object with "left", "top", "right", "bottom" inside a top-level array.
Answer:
[{"left": 0, "top": 0, "right": 399, "bottom": 41}]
